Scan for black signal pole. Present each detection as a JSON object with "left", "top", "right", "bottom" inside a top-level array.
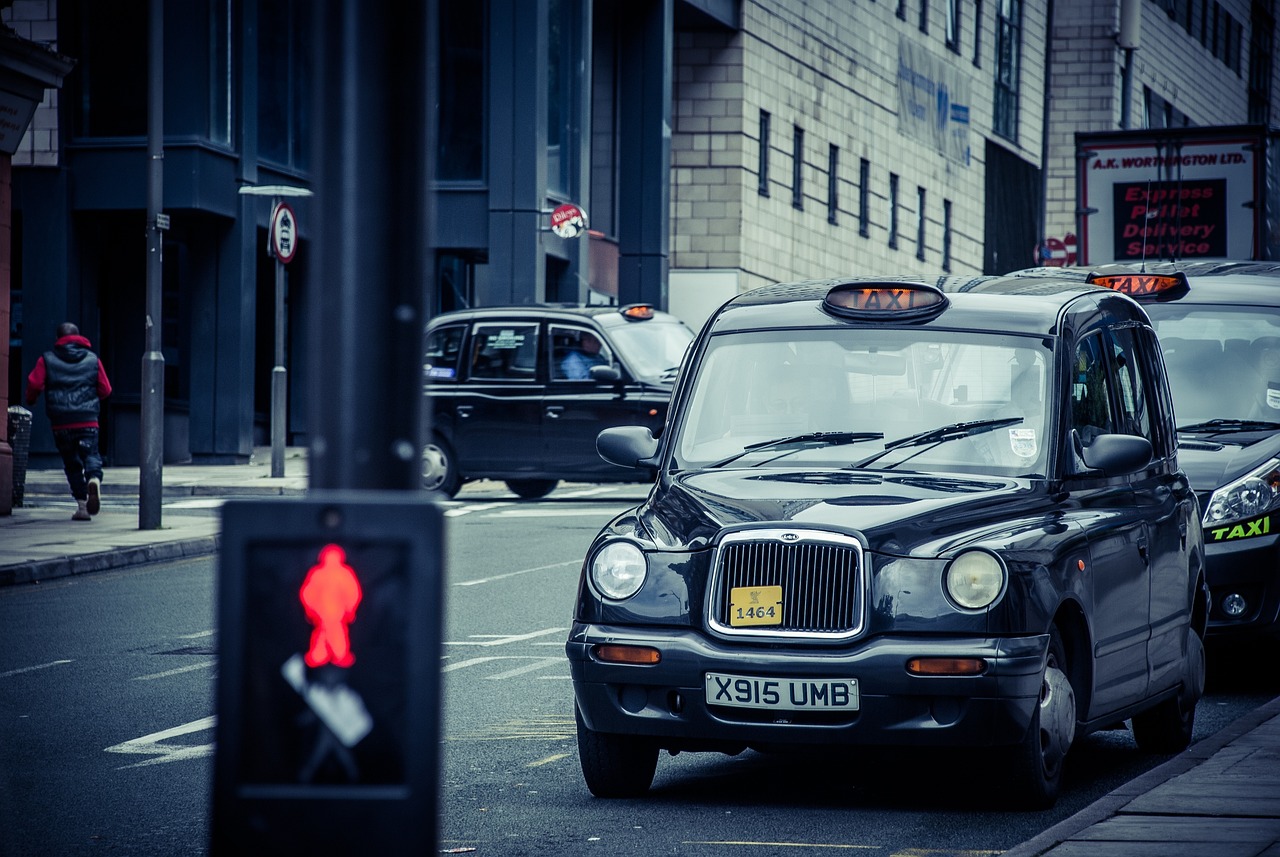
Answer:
[{"left": 139, "top": 0, "right": 164, "bottom": 529}]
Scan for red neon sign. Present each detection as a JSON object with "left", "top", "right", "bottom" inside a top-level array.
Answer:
[{"left": 299, "top": 544, "right": 363, "bottom": 668}]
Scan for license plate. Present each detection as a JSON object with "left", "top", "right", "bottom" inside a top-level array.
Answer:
[
  {"left": 705, "top": 672, "right": 860, "bottom": 711},
  {"left": 729, "top": 585, "right": 783, "bottom": 627}
]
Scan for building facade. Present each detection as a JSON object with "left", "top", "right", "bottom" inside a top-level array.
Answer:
[{"left": 6, "top": 0, "right": 1269, "bottom": 472}]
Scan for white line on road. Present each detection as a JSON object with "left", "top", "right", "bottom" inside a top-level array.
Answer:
[
  {"left": 485, "top": 658, "right": 564, "bottom": 680},
  {"left": 443, "top": 628, "right": 566, "bottom": 646},
  {"left": 453, "top": 560, "right": 578, "bottom": 587},
  {"left": 0, "top": 659, "right": 72, "bottom": 679},
  {"left": 133, "top": 660, "right": 217, "bottom": 681},
  {"left": 442, "top": 656, "right": 503, "bottom": 672},
  {"left": 494, "top": 506, "right": 626, "bottom": 517},
  {"left": 104, "top": 715, "right": 217, "bottom": 769},
  {"left": 445, "top": 502, "right": 513, "bottom": 518}
]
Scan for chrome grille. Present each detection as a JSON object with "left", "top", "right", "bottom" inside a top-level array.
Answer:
[{"left": 708, "top": 530, "right": 864, "bottom": 640}]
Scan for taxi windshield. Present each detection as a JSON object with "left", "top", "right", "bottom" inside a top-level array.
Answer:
[
  {"left": 607, "top": 318, "right": 695, "bottom": 380},
  {"left": 1143, "top": 304, "right": 1280, "bottom": 428},
  {"left": 672, "top": 328, "right": 1052, "bottom": 477}
]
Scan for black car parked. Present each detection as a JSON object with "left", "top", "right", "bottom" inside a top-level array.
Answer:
[
  {"left": 567, "top": 275, "right": 1208, "bottom": 809},
  {"left": 422, "top": 303, "right": 694, "bottom": 498}
]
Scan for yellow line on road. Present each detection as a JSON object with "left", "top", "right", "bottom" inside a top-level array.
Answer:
[{"left": 526, "top": 753, "right": 570, "bottom": 767}]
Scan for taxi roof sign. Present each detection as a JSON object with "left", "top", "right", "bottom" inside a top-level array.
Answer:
[
  {"left": 823, "top": 282, "right": 948, "bottom": 320},
  {"left": 620, "top": 303, "right": 655, "bottom": 321},
  {"left": 1086, "top": 270, "right": 1190, "bottom": 299}
]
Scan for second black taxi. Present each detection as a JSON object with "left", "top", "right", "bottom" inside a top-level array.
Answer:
[{"left": 567, "top": 274, "right": 1208, "bottom": 809}]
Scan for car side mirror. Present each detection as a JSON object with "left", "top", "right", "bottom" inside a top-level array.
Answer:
[
  {"left": 1077, "top": 433, "right": 1153, "bottom": 477},
  {"left": 597, "top": 426, "right": 660, "bottom": 472},
  {"left": 589, "top": 364, "right": 622, "bottom": 383}
]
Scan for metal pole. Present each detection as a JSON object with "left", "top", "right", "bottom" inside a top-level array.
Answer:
[
  {"left": 271, "top": 221, "right": 286, "bottom": 479},
  {"left": 140, "top": 0, "right": 164, "bottom": 529}
]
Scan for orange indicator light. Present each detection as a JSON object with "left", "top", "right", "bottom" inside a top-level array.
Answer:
[
  {"left": 906, "top": 657, "right": 987, "bottom": 676},
  {"left": 299, "top": 544, "right": 363, "bottom": 668},
  {"left": 595, "top": 644, "right": 661, "bottom": 665}
]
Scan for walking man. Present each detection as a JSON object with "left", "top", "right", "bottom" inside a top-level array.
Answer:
[{"left": 26, "top": 322, "right": 113, "bottom": 521}]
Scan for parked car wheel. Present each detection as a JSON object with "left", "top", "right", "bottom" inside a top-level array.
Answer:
[
  {"left": 575, "top": 705, "right": 658, "bottom": 798},
  {"left": 1005, "top": 627, "right": 1075, "bottom": 809},
  {"left": 1131, "top": 625, "right": 1205, "bottom": 754},
  {"left": 505, "top": 478, "right": 558, "bottom": 499},
  {"left": 422, "top": 437, "right": 461, "bottom": 497}
]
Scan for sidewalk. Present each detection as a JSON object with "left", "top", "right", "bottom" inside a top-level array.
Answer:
[{"left": 1, "top": 452, "right": 1278, "bottom": 854}]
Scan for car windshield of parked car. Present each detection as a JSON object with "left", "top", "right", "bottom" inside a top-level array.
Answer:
[
  {"left": 1143, "top": 304, "right": 1280, "bottom": 427},
  {"left": 672, "top": 328, "right": 1052, "bottom": 477},
  {"left": 607, "top": 319, "right": 695, "bottom": 380}
]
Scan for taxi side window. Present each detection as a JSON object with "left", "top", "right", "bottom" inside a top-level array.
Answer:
[
  {"left": 424, "top": 324, "right": 465, "bottom": 382},
  {"left": 1139, "top": 327, "right": 1178, "bottom": 458},
  {"left": 1108, "top": 327, "right": 1154, "bottom": 443},
  {"left": 551, "top": 325, "right": 612, "bottom": 381},
  {"left": 469, "top": 324, "right": 539, "bottom": 381},
  {"left": 1071, "top": 333, "right": 1115, "bottom": 447}
]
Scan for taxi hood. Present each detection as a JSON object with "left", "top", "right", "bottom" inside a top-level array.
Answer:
[
  {"left": 637, "top": 468, "right": 1042, "bottom": 555},
  {"left": 1177, "top": 431, "right": 1280, "bottom": 493}
]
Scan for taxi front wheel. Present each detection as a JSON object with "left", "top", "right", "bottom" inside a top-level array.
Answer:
[
  {"left": 422, "top": 438, "right": 461, "bottom": 497},
  {"left": 506, "top": 478, "right": 559, "bottom": 499},
  {"left": 1131, "top": 626, "right": 1204, "bottom": 754},
  {"left": 575, "top": 705, "right": 658, "bottom": 798},
  {"left": 1004, "top": 627, "right": 1075, "bottom": 809}
]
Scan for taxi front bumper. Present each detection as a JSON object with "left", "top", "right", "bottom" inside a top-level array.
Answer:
[
  {"left": 1204, "top": 531, "right": 1280, "bottom": 639},
  {"left": 566, "top": 623, "right": 1049, "bottom": 751}
]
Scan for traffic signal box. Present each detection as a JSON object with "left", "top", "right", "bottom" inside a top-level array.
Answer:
[{"left": 212, "top": 493, "right": 443, "bottom": 855}]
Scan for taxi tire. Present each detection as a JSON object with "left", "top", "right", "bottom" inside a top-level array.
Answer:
[
  {"left": 1131, "top": 625, "right": 1205, "bottom": 754},
  {"left": 575, "top": 705, "right": 658, "bottom": 798},
  {"left": 505, "top": 478, "right": 559, "bottom": 499},
  {"left": 1004, "top": 627, "right": 1074, "bottom": 810},
  {"left": 422, "top": 437, "right": 461, "bottom": 497}
]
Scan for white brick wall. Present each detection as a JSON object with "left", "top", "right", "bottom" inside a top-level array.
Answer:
[{"left": 2, "top": 0, "right": 60, "bottom": 168}]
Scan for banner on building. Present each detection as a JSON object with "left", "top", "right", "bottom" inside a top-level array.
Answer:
[{"left": 896, "top": 37, "right": 971, "bottom": 166}]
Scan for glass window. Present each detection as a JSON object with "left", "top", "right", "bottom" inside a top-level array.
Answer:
[
  {"left": 916, "top": 186, "right": 927, "bottom": 261},
  {"left": 607, "top": 319, "right": 694, "bottom": 380},
  {"left": 468, "top": 324, "right": 540, "bottom": 381},
  {"left": 1071, "top": 333, "right": 1115, "bottom": 448},
  {"left": 66, "top": 0, "right": 147, "bottom": 137},
  {"left": 425, "top": 324, "right": 466, "bottom": 382},
  {"left": 994, "top": 0, "right": 1022, "bottom": 142},
  {"left": 889, "top": 173, "right": 900, "bottom": 249},
  {"left": 827, "top": 144, "right": 839, "bottom": 225},
  {"left": 858, "top": 158, "right": 870, "bottom": 237},
  {"left": 438, "top": 1, "right": 485, "bottom": 180},
  {"left": 1108, "top": 327, "right": 1153, "bottom": 443},
  {"left": 792, "top": 126, "right": 804, "bottom": 210},
  {"left": 550, "top": 325, "right": 612, "bottom": 381},
  {"left": 547, "top": 0, "right": 583, "bottom": 197},
  {"left": 946, "top": 0, "right": 961, "bottom": 52},
  {"left": 258, "top": 0, "right": 310, "bottom": 170},
  {"left": 758, "top": 110, "right": 771, "bottom": 196}
]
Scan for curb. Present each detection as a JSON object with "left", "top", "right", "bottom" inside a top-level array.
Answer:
[
  {"left": 0, "top": 535, "right": 222, "bottom": 587},
  {"left": 1001, "top": 694, "right": 1280, "bottom": 856}
]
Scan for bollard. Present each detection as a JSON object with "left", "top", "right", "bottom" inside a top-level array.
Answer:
[{"left": 7, "top": 406, "right": 32, "bottom": 508}]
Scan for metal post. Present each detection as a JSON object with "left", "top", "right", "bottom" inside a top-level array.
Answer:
[
  {"left": 140, "top": 0, "right": 164, "bottom": 529},
  {"left": 271, "top": 225, "right": 286, "bottom": 478}
]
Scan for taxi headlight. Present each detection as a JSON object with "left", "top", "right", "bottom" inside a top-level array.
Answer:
[
  {"left": 945, "top": 550, "right": 1005, "bottom": 610},
  {"left": 589, "top": 541, "right": 647, "bottom": 601},
  {"left": 1204, "top": 459, "right": 1280, "bottom": 526}
]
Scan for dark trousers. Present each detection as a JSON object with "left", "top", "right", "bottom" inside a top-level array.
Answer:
[{"left": 52, "top": 427, "right": 103, "bottom": 501}]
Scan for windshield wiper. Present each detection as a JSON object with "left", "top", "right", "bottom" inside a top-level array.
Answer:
[
  {"left": 1177, "top": 418, "right": 1280, "bottom": 433},
  {"left": 852, "top": 417, "right": 1024, "bottom": 470},
  {"left": 710, "top": 431, "right": 884, "bottom": 468}
]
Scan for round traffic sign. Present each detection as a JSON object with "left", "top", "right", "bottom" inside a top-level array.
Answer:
[{"left": 271, "top": 201, "right": 298, "bottom": 263}]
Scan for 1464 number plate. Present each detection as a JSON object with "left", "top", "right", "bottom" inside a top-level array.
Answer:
[{"left": 705, "top": 672, "right": 860, "bottom": 711}]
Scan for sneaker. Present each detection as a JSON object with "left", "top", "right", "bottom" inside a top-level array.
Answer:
[
  {"left": 72, "top": 501, "right": 91, "bottom": 521},
  {"left": 87, "top": 478, "right": 101, "bottom": 515}
]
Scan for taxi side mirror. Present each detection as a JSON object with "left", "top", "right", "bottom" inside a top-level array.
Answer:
[
  {"left": 1077, "top": 433, "right": 1153, "bottom": 477},
  {"left": 589, "top": 364, "right": 622, "bottom": 383},
  {"left": 597, "top": 425, "right": 659, "bottom": 471}
]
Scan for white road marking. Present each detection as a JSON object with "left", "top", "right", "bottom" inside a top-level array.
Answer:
[
  {"left": 442, "top": 656, "right": 503, "bottom": 672},
  {"left": 164, "top": 499, "right": 225, "bottom": 509},
  {"left": 445, "top": 502, "right": 512, "bottom": 518},
  {"left": 453, "top": 561, "right": 578, "bottom": 587},
  {"left": 444, "top": 628, "right": 565, "bottom": 646},
  {"left": 133, "top": 660, "right": 217, "bottom": 681},
  {"left": 104, "top": 716, "right": 216, "bottom": 769},
  {"left": 494, "top": 506, "right": 625, "bottom": 517},
  {"left": 485, "top": 657, "right": 563, "bottom": 680},
  {"left": 176, "top": 630, "right": 215, "bottom": 639},
  {"left": 0, "top": 660, "right": 73, "bottom": 679}
]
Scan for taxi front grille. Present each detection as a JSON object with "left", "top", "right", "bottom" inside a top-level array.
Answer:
[{"left": 708, "top": 531, "right": 865, "bottom": 640}]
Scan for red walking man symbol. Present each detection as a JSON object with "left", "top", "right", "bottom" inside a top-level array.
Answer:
[{"left": 300, "top": 544, "right": 363, "bottom": 668}]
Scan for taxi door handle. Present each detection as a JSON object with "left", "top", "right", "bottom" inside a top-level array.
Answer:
[
  {"left": 1137, "top": 534, "right": 1149, "bottom": 564},
  {"left": 546, "top": 406, "right": 565, "bottom": 419},
  {"left": 457, "top": 405, "right": 474, "bottom": 419}
]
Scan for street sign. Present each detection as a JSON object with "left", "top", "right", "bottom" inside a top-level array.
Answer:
[
  {"left": 550, "top": 202, "right": 588, "bottom": 238},
  {"left": 270, "top": 201, "right": 298, "bottom": 263},
  {"left": 212, "top": 494, "right": 443, "bottom": 854}
]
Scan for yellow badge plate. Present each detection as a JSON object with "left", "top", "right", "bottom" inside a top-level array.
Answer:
[{"left": 729, "top": 585, "right": 783, "bottom": 627}]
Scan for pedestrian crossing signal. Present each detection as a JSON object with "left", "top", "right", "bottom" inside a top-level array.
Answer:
[{"left": 300, "top": 544, "right": 363, "bottom": 668}]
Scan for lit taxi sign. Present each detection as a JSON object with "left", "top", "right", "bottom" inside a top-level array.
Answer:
[
  {"left": 1086, "top": 271, "right": 1190, "bottom": 298},
  {"left": 620, "top": 303, "right": 655, "bottom": 321},
  {"left": 823, "top": 282, "right": 948, "bottom": 320}
]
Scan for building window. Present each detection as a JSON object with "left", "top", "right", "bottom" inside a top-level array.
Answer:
[
  {"left": 889, "top": 173, "right": 900, "bottom": 249},
  {"left": 973, "top": 0, "right": 984, "bottom": 66},
  {"left": 897, "top": 0, "right": 907, "bottom": 21},
  {"left": 547, "top": 0, "right": 584, "bottom": 197},
  {"left": 946, "top": 0, "right": 961, "bottom": 52},
  {"left": 827, "top": 144, "right": 840, "bottom": 225},
  {"left": 1250, "top": 2, "right": 1275, "bottom": 124},
  {"left": 943, "top": 199, "right": 953, "bottom": 271},
  {"left": 258, "top": 0, "right": 311, "bottom": 170},
  {"left": 994, "top": 0, "right": 1022, "bottom": 142},
  {"left": 66, "top": 0, "right": 147, "bottom": 137},
  {"left": 792, "top": 125, "right": 805, "bottom": 210},
  {"left": 920, "top": 0, "right": 929, "bottom": 33},
  {"left": 438, "top": 1, "right": 485, "bottom": 180},
  {"left": 859, "top": 159, "right": 871, "bottom": 237},
  {"left": 916, "top": 187, "right": 927, "bottom": 261},
  {"left": 758, "top": 110, "right": 771, "bottom": 197}
]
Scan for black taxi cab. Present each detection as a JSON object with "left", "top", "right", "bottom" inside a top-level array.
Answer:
[
  {"left": 566, "top": 275, "right": 1208, "bottom": 809},
  {"left": 1016, "top": 262, "right": 1280, "bottom": 642},
  {"left": 422, "top": 303, "right": 694, "bottom": 498}
]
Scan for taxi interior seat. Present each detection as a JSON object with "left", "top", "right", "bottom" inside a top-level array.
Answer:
[{"left": 1160, "top": 337, "right": 1229, "bottom": 421}]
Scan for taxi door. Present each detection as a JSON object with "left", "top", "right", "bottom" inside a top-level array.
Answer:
[
  {"left": 542, "top": 323, "right": 652, "bottom": 479},
  {"left": 451, "top": 322, "right": 545, "bottom": 474}
]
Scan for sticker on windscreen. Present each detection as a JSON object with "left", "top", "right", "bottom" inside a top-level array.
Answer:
[{"left": 1009, "top": 428, "right": 1038, "bottom": 458}]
